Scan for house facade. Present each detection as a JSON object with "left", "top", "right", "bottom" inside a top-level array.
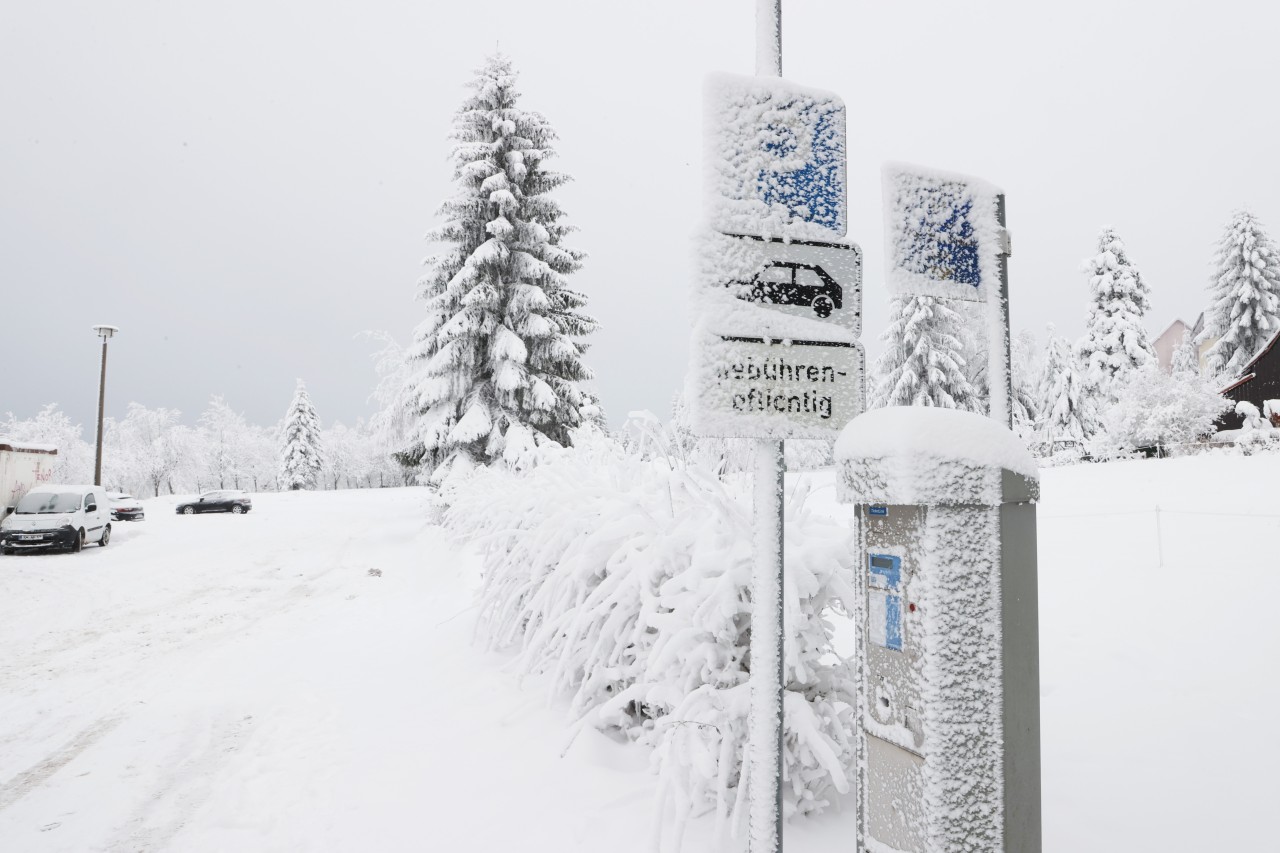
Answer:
[
  {"left": 1152, "top": 319, "right": 1189, "bottom": 372},
  {"left": 1219, "top": 329, "right": 1280, "bottom": 429}
]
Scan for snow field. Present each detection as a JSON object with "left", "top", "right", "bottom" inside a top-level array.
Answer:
[
  {"left": 0, "top": 489, "right": 668, "bottom": 852},
  {"left": 0, "top": 452, "right": 1276, "bottom": 852}
]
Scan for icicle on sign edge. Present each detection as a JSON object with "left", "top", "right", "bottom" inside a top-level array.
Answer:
[
  {"left": 882, "top": 163, "right": 1004, "bottom": 303},
  {"left": 704, "top": 73, "right": 848, "bottom": 241}
]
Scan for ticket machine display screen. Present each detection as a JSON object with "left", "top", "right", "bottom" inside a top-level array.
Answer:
[{"left": 868, "top": 554, "right": 903, "bottom": 651}]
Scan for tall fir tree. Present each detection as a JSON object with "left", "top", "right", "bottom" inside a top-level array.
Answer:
[
  {"left": 404, "top": 54, "right": 597, "bottom": 482},
  {"left": 1077, "top": 227, "right": 1156, "bottom": 398},
  {"left": 1199, "top": 210, "right": 1280, "bottom": 379},
  {"left": 1170, "top": 329, "right": 1201, "bottom": 377},
  {"left": 1036, "top": 325, "right": 1095, "bottom": 444},
  {"left": 279, "top": 379, "right": 326, "bottom": 490},
  {"left": 871, "top": 294, "right": 979, "bottom": 410}
]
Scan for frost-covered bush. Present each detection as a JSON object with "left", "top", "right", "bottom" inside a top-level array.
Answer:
[
  {"left": 1093, "top": 363, "right": 1229, "bottom": 455},
  {"left": 443, "top": 427, "right": 857, "bottom": 843}
]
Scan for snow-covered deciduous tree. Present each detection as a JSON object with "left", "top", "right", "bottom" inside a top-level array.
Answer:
[
  {"left": 198, "top": 396, "right": 253, "bottom": 489},
  {"left": 1094, "top": 363, "right": 1229, "bottom": 455},
  {"left": 110, "top": 404, "right": 187, "bottom": 497},
  {"left": 279, "top": 380, "right": 325, "bottom": 491},
  {"left": 1035, "top": 326, "right": 1095, "bottom": 447},
  {"left": 871, "top": 294, "right": 979, "bottom": 411},
  {"left": 403, "top": 54, "right": 598, "bottom": 483},
  {"left": 1, "top": 405, "right": 93, "bottom": 483},
  {"left": 1077, "top": 227, "right": 1156, "bottom": 398},
  {"left": 1200, "top": 210, "right": 1280, "bottom": 379}
]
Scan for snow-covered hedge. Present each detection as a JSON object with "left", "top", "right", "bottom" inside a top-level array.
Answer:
[{"left": 442, "top": 426, "right": 857, "bottom": 843}]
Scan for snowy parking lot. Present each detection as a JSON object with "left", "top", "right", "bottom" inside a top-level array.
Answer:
[{"left": 1, "top": 456, "right": 1277, "bottom": 852}]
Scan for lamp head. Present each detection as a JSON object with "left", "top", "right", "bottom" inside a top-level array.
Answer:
[{"left": 91, "top": 324, "right": 119, "bottom": 341}]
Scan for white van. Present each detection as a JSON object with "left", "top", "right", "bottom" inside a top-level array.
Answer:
[{"left": 0, "top": 484, "right": 112, "bottom": 554}]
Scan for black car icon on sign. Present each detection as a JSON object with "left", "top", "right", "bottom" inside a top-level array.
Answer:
[{"left": 734, "top": 262, "right": 843, "bottom": 318}]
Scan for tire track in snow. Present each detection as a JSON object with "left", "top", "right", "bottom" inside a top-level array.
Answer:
[
  {"left": 104, "top": 711, "right": 257, "bottom": 853},
  {"left": 0, "top": 715, "right": 123, "bottom": 813}
]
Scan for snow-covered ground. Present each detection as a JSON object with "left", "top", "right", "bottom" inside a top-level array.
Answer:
[{"left": 1, "top": 455, "right": 1276, "bottom": 852}]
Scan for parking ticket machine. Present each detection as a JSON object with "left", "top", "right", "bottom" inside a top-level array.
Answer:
[{"left": 837, "top": 408, "right": 1041, "bottom": 853}]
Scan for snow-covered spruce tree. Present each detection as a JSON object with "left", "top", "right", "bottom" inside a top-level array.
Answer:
[
  {"left": 1170, "top": 329, "right": 1201, "bottom": 377},
  {"left": 1035, "top": 325, "right": 1095, "bottom": 447},
  {"left": 404, "top": 54, "right": 597, "bottom": 483},
  {"left": 1010, "top": 328, "right": 1041, "bottom": 439},
  {"left": 279, "top": 379, "right": 326, "bottom": 490},
  {"left": 871, "top": 294, "right": 979, "bottom": 410},
  {"left": 1200, "top": 210, "right": 1280, "bottom": 379},
  {"left": 1077, "top": 227, "right": 1156, "bottom": 398}
]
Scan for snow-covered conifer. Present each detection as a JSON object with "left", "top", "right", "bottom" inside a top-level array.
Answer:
[
  {"left": 1170, "top": 330, "right": 1201, "bottom": 377},
  {"left": 279, "top": 380, "right": 325, "bottom": 490},
  {"left": 1036, "top": 326, "right": 1095, "bottom": 445},
  {"left": 871, "top": 294, "right": 979, "bottom": 411},
  {"left": 1199, "top": 210, "right": 1280, "bottom": 378},
  {"left": 1077, "top": 227, "right": 1155, "bottom": 397},
  {"left": 404, "top": 54, "right": 597, "bottom": 482},
  {"left": 1011, "top": 328, "right": 1040, "bottom": 439}
]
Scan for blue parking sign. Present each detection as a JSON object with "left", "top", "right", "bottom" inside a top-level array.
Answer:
[
  {"left": 706, "top": 74, "right": 847, "bottom": 240},
  {"left": 883, "top": 164, "right": 1004, "bottom": 303}
]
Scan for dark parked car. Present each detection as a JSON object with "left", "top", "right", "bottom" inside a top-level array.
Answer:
[
  {"left": 108, "top": 492, "right": 146, "bottom": 522},
  {"left": 731, "top": 261, "right": 843, "bottom": 318},
  {"left": 176, "top": 490, "right": 253, "bottom": 515}
]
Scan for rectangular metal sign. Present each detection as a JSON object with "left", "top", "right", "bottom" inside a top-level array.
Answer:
[
  {"left": 689, "top": 333, "right": 864, "bottom": 439},
  {"left": 883, "top": 163, "right": 1005, "bottom": 303},
  {"left": 705, "top": 74, "right": 847, "bottom": 240},
  {"left": 719, "top": 234, "right": 862, "bottom": 338}
]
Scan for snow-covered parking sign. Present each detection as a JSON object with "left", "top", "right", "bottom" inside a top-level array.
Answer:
[
  {"left": 706, "top": 74, "right": 847, "bottom": 240},
  {"left": 883, "top": 164, "right": 1006, "bottom": 303}
]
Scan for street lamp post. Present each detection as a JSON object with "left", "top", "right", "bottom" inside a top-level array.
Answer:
[{"left": 91, "top": 325, "right": 119, "bottom": 487}]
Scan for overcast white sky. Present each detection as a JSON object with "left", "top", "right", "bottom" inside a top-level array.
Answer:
[{"left": 3, "top": 1, "right": 1277, "bottom": 432}]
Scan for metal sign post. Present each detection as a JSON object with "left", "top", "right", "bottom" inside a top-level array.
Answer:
[
  {"left": 689, "top": 3, "right": 862, "bottom": 851},
  {"left": 752, "top": 5, "right": 785, "bottom": 851}
]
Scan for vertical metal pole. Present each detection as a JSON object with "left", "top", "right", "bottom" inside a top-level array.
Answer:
[
  {"left": 750, "top": 4, "right": 785, "bottom": 852},
  {"left": 749, "top": 440, "right": 785, "bottom": 852},
  {"left": 94, "top": 338, "right": 108, "bottom": 487},
  {"left": 756, "top": 0, "right": 782, "bottom": 77},
  {"left": 990, "top": 194, "right": 1013, "bottom": 430}
]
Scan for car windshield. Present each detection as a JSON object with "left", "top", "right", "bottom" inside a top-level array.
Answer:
[{"left": 14, "top": 492, "right": 81, "bottom": 514}]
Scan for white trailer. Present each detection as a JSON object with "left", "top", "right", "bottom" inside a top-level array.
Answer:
[{"left": 0, "top": 439, "right": 58, "bottom": 514}]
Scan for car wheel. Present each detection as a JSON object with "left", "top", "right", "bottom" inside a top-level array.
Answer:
[
  {"left": 750, "top": 285, "right": 767, "bottom": 302},
  {"left": 1, "top": 548, "right": 12, "bottom": 556},
  {"left": 183, "top": 506, "right": 195, "bottom": 515},
  {"left": 812, "top": 295, "right": 834, "bottom": 318},
  {"left": 71, "top": 529, "right": 84, "bottom": 553},
  {"left": 231, "top": 505, "right": 244, "bottom": 514},
  {"left": 99, "top": 525, "right": 111, "bottom": 547}
]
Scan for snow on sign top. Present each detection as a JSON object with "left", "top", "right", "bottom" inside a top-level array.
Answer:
[
  {"left": 883, "top": 163, "right": 1005, "bottom": 303},
  {"left": 836, "top": 406, "right": 1037, "bottom": 481},
  {"left": 705, "top": 74, "right": 847, "bottom": 240}
]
